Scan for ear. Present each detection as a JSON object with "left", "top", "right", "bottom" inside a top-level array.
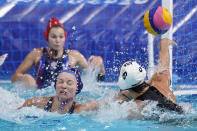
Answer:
[
  {"left": 44, "top": 31, "right": 48, "bottom": 41},
  {"left": 74, "top": 87, "right": 78, "bottom": 95},
  {"left": 139, "top": 67, "right": 143, "bottom": 72},
  {"left": 122, "top": 71, "right": 127, "bottom": 80}
]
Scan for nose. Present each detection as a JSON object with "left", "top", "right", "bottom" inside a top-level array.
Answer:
[
  {"left": 61, "top": 82, "right": 69, "bottom": 88},
  {"left": 57, "top": 81, "right": 67, "bottom": 89},
  {"left": 55, "top": 37, "right": 61, "bottom": 43}
]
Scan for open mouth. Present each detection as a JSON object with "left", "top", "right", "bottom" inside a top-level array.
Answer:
[{"left": 60, "top": 90, "right": 67, "bottom": 95}]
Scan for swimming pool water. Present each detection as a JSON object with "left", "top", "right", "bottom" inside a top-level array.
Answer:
[{"left": 0, "top": 82, "right": 197, "bottom": 131}]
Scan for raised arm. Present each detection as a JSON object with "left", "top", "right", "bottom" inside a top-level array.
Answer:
[
  {"left": 149, "top": 38, "right": 177, "bottom": 103},
  {"left": 156, "top": 38, "right": 177, "bottom": 72},
  {"left": 68, "top": 50, "right": 106, "bottom": 79},
  {"left": 88, "top": 55, "right": 105, "bottom": 75},
  {"left": 68, "top": 50, "right": 89, "bottom": 71}
]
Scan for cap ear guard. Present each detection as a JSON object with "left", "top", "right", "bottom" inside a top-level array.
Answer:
[{"left": 118, "top": 61, "right": 146, "bottom": 90}]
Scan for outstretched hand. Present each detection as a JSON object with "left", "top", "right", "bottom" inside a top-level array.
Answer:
[
  {"left": 88, "top": 55, "right": 105, "bottom": 74},
  {"left": 157, "top": 38, "right": 178, "bottom": 49}
]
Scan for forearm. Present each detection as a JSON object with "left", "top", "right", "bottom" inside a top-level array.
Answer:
[
  {"left": 98, "top": 62, "right": 105, "bottom": 75},
  {"left": 11, "top": 50, "right": 36, "bottom": 83},
  {"left": 17, "top": 99, "right": 32, "bottom": 110},
  {"left": 11, "top": 73, "right": 37, "bottom": 87},
  {"left": 158, "top": 39, "right": 170, "bottom": 69},
  {"left": 87, "top": 101, "right": 99, "bottom": 111},
  {"left": 11, "top": 72, "right": 26, "bottom": 82},
  {"left": 68, "top": 50, "right": 88, "bottom": 71}
]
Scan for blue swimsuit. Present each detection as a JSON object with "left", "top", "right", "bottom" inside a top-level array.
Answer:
[
  {"left": 44, "top": 97, "right": 75, "bottom": 114},
  {"left": 35, "top": 48, "right": 69, "bottom": 89}
]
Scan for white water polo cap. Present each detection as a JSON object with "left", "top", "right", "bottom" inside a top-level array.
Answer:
[{"left": 118, "top": 61, "right": 146, "bottom": 90}]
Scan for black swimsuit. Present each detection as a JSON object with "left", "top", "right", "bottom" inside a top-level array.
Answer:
[
  {"left": 44, "top": 97, "right": 75, "bottom": 114},
  {"left": 135, "top": 84, "right": 183, "bottom": 113}
]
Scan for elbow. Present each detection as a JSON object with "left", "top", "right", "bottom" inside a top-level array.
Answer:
[
  {"left": 11, "top": 74, "right": 16, "bottom": 83},
  {"left": 10, "top": 72, "right": 22, "bottom": 83}
]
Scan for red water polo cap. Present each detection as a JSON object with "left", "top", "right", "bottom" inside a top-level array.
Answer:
[{"left": 44, "top": 17, "right": 67, "bottom": 41}]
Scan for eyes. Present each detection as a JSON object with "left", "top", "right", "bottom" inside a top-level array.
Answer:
[
  {"left": 139, "top": 67, "right": 143, "bottom": 72},
  {"left": 56, "top": 79, "right": 74, "bottom": 86},
  {"left": 122, "top": 71, "right": 127, "bottom": 80},
  {"left": 50, "top": 34, "right": 64, "bottom": 39}
]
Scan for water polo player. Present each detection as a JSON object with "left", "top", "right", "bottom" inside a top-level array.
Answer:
[
  {"left": 11, "top": 17, "right": 105, "bottom": 89},
  {"left": 18, "top": 68, "right": 98, "bottom": 114},
  {"left": 116, "top": 38, "right": 183, "bottom": 113}
]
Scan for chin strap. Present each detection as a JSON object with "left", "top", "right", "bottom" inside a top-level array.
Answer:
[
  {"left": 130, "top": 80, "right": 144, "bottom": 88},
  {"left": 129, "top": 81, "right": 149, "bottom": 93},
  {"left": 120, "top": 81, "right": 149, "bottom": 101},
  {"left": 119, "top": 89, "right": 132, "bottom": 101}
]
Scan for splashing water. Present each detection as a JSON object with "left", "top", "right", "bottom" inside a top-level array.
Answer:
[
  {"left": 80, "top": 67, "right": 197, "bottom": 125},
  {"left": 0, "top": 71, "right": 197, "bottom": 130},
  {"left": 0, "top": 87, "right": 24, "bottom": 114},
  {"left": 0, "top": 85, "right": 59, "bottom": 124},
  {"left": 11, "top": 81, "right": 56, "bottom": 98}
]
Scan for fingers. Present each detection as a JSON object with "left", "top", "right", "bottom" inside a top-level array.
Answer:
[
  {"left": 88, "top": 55, "right": 95, "bottom": 63},
  {"left": 168, "top": 40, "right": 178, "bottom": 47},
  {"left": 88, "top": 56, "right": 103, "bottom": 65},
  {"left": 0, "top": 53, "right": 8, "bottom": 58},
  {"left": 88, "top": 55, "right": 105, "bottom": 73},
  {"left": 158, "top": 38, "right": 178, "bottom": 49}
]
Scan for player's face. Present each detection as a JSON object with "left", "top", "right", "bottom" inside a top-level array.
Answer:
[{"left": 48, "top": 27, "right": 65, "bottom": 51}]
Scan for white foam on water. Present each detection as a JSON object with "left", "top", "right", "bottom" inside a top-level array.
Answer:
[
  {"left": 140, "top": 100, "right": 197, "bottom": 126},
  {"left": 0, "top": 82, "right": 58, "bottom": 124},
  {"left": 0, "top": 76, "right": 197, "bottom": 126},
  {"left": 0, "top": 87, "right": 24, "bottom": 114},
  {"left": 80, "top": 67, "right": 197, "bottom": 124},
  {"left": 80, "top": 86, "right": 141, "bottom": 123},
  {"left": 10, "top": 81, "right": 56, "bottom": 98},
  {"left": 81, "top": 67, "right": 102, "bottom": 95},
  {"left": 0, "top": 86, "right": 62, "bottom": 124}
]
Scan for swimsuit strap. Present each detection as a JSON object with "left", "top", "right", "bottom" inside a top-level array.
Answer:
[
  {"left": 120, "top": 82, "right": 149, "bottom": 101},
  {"left": 44, "top": 97, "right": 76, "bottom": 114},
  {"left": 119, "top": 89, "right": 132, "bottom": 101},
  {"left": 68, "top": 102, "right": 76, "bottom": 114},
  {"left": 143, "top": 82, "right": 155, "bottom": 89},
  {"left": 44, "top": 97, "right": 54, "bottom": 112},
  {"left": 35, "top": 48, "right": 47, "bottom": 86}
]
